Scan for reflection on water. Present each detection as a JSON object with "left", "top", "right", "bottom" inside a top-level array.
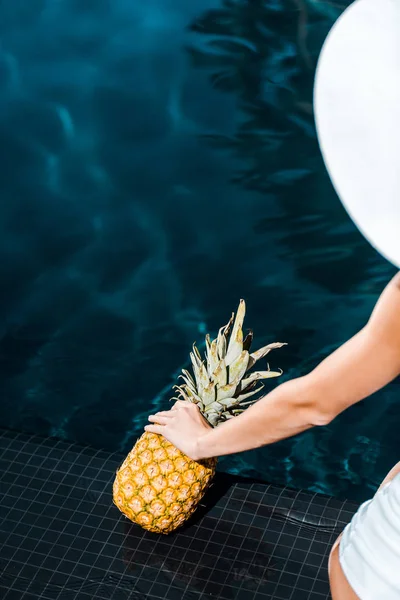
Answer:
[{"left": 0, "top": 0, "right": 397, "bottom": 502}]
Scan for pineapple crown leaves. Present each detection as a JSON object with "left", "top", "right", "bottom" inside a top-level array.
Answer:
[{"left": 171, "top": 299, "right": 287, "bottom": 427}]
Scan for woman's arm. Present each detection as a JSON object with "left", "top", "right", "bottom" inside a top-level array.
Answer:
[{"left": 195, "top": 273, "right": 400, "bottom": 460}]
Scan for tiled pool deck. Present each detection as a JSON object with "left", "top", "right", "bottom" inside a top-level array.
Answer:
[{"left": 0, "top": 428, "right": 359, "bottom": 599}]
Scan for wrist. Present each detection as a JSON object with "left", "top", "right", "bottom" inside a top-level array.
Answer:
[{"left": 194, "top": 429, "right": 212, "bottom": 461}]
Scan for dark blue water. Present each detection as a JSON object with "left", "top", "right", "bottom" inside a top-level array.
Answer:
[{"left": 0, "top": 0, "right": 397, "bottom": 503}]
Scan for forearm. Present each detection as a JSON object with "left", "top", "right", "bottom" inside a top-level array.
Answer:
[{"left": 196, "top": 376, "right": 319, "bottom": 460}]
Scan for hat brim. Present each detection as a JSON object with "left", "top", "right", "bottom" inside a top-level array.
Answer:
[{"left": 314, "top": 0, "right": 400, "bottom": 268}]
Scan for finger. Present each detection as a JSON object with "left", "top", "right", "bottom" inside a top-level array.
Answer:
[
  {"left": 150, "top": 411, "right": 174, "bottom": 418},
  {"left": 148, "top": 415, "right": 170, "bottom": 424},
  {"left": 144, "top": 424, "right": 165, "bottom": 435}
]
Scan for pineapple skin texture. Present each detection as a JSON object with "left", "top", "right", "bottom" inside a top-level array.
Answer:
[{"left": 113, "top": 432, "right": 217, "bottom": 534}]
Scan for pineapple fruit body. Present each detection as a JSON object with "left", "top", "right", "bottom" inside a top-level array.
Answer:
[
  {"left": 113, "top": 431, "right": 217, "bottom": 534},
  {"left": 113, "top": 300, "right": 285, "bottom": 534}
]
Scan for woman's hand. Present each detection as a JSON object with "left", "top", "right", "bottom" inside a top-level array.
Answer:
[{"left": 144, "top": 400, "right": 212, "bottom": 461}]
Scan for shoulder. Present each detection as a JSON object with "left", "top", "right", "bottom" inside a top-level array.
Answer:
[
  {"left": 367, "top": 273, "right": 400, "bottom": 343},
  {"left": 385, "top": 271, "right": 400, "bottom": 300}
]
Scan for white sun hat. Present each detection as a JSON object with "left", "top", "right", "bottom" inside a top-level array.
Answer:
[{"left": 314, "top": 0, "right": 400, "bottom": 268}]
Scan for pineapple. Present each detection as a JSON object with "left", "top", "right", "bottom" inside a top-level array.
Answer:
[{"left": 113, "top": 300, "right": 286, "bottom": 534}]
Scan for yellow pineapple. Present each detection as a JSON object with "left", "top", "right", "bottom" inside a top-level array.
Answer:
[{"left": 113, "top": 300, "right": 286, "bottom": 534}]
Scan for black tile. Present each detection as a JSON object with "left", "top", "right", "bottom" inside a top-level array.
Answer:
[
  {"left": 312, "top": 540, "right": 329, "bottom": 555},
  {"left": 2, "top": 590, "right": 28, "bottom": 600},
  {"left": 135, "top": 578, "right": 154, "bottom": 593},
  {"left": 218, "top": 584, "right": 239, "bottom": 599},
  {"left": 150, "top": 581, "right": 170, "bottom": 596},
  {"left": 64, "top": 548, "right": 83, "bottom": 563},
  {"left": 296, "top": 574, "right": 317, "bottom": 591},
  {"left": 252, "top": 515, "right": 269, "bottom": 529},
  {"left": 193, "top": 565, "right": 213, "bottom": 580},
  {"left": 0, "top": 428, "right": 359, "bottom": 600},
  {"left": 165, "top": 587, "right": 192, "bottom": 600},
  {"left": 279, "top": 533, "right": 298, "bottom": 548},
  {"left": 274, "top": 583, "right": 298, "bottom": 598},
  {"left": 226, "top": 533, "right": 243, "bottom": 547},
  {"left": 35, "top": 540, "right": 54, "bottom": 555},
  {"left": 19, "top": 564, "right": 39, "bottom": 580},
  {"left": 196, "top": 553, "right": 218, "bottom": 569},
  {"left": 84, "top": 539, "right": 105, "bottom": 555},
  {"left": 27, "top": 552, "right": 46, "bottom": 567},
  {"left": 93, "top": 554, "right": 116, "bottom": 571},
  {"left": 182, "top": 548, "right": 200, "bottom": 565},
  {"left": 204, "top": 580, "right": 225, "bottom": 595},
  {"left": 188, "top": 538, "right": 207, "bottom": 553},
  {"left": 213, "top": 556, "right": 231, "bottom": 572},
  {"left": 208, "top": 530, "right": 228, "bottom": 545},
  {"left": 307, "top": 551, "right": 324, "bottom": 567},
  {"left": 48, "top": 543, "right": 68, "bottom": 559},
  {"left": 311, "top": 577, "right": 330, "bottom": 594},
  {"left": 236, "top": 511, "right": 255, "bottom": 526},
  {"left": 88, "top": 529, "right": 110, "bottom": 544},
  {"left": 220, "top": 509, "right": 237, "bottom": 522}
]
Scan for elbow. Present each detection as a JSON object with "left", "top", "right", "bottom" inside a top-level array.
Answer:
[
  {"left": 292, "top": 375, "right": 337, "bottom": 427},
  {"left": 309, "top": 406, "right": 335, "bottom": 427}
]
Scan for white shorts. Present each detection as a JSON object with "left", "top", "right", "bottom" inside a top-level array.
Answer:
[{"left": 339, "top": 472, "right": 400, "bottom": 599}]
